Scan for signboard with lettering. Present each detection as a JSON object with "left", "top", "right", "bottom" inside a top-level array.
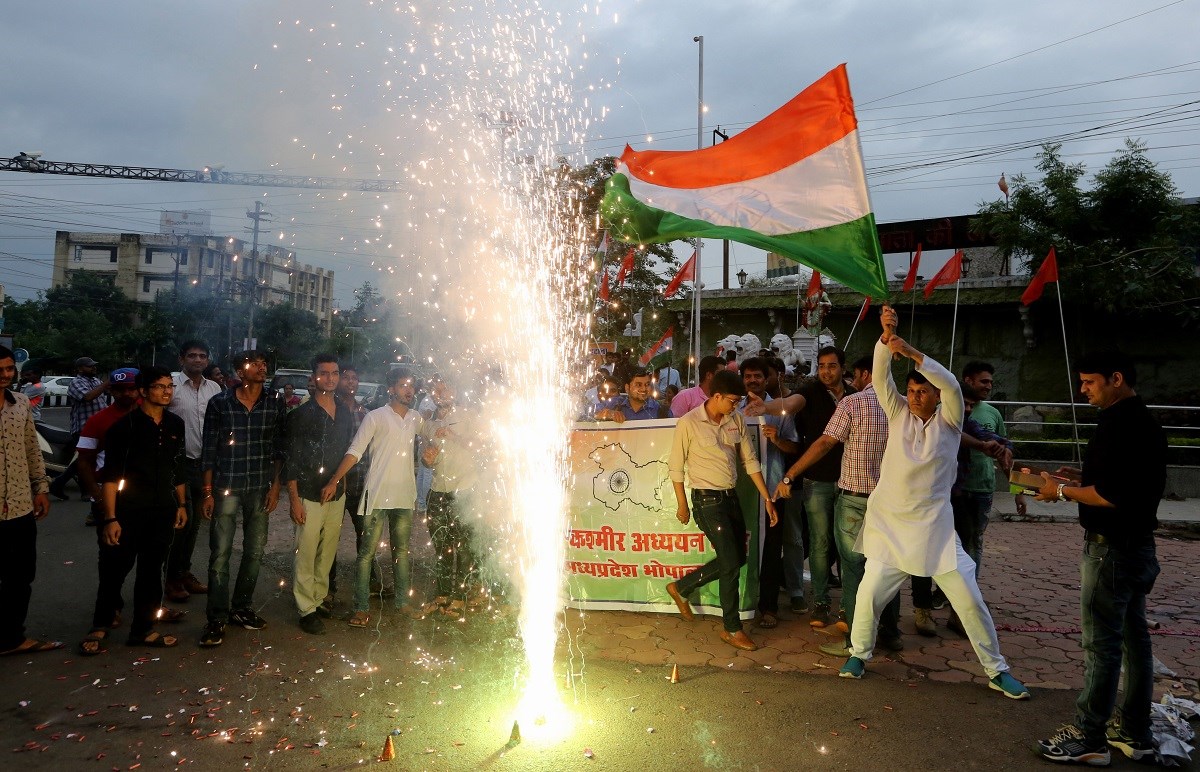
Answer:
[
  {"left": 159, "top": 210, "right": 211, "bottom": 236},
  {"left": 566, "top": 418, "right": 765, "bottom": 619}
]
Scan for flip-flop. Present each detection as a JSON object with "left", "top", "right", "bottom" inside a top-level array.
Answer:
[
  {"left": 757, "top": 612, "right": 779, "bottom": 629},
  {"left": 348, "top": 611, "right": 370, "bottom": 628},
  {"left": 79, "top": 629, "right": 109, "bottom": 657},
  {"left": 0, "top": 638, "right": 65, "bottom": 656},
  {"left": 157, "top": 608, "right": 186, "bottom": 623},
  {"left": 126, "top": 631, "right": 178, "bottom": 648}
]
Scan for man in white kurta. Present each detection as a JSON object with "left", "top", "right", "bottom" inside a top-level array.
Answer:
[{"left": 840, "top": 306, "right": 1029, "bottom": 701}]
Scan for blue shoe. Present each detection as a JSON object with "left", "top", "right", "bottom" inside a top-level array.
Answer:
[
  {"left": 839, "top": 656, "right": 865, "bottom": 679},
  {"left": 989, "top": 672, "right": 1030, "bottom": 700}
]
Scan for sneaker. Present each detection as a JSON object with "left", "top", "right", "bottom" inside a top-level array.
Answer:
[
  {"left": 809, "top": 604, "right": 833, "bottom": 628},
  {"left": 989, "top": 672, "right": 1031, "bottom": 700},
  {"left": 298, "top": 612, "right": 326, "bottom": 635},
  {"left": 819, "top": 641, "right": 851, "bottom": 657},
  {"left": 833, "top": 610, "right": 849, "bottom": 634},
  {"left": 913, "top": 607, "right": 937, "bottom": 637},
  {"left": 789, "top": 595, "right": 810, "bottom": 615},
  {"left": 1037, "top": 724, "right": 1109, "bottom": 766},
  {"left": 930, "top": 588, "right": 948, "bottom": 610},
  {"left": 1105, "top": 723, "right": 1154, "bottom": 761},
  {"left": 230, "top": 608, "right": 267, "bottom": 631},
  {"left": 838, "top": 656, "right": 865, "bottom": 679},
  {"left": 199, "top": 621, "right": 225, "bottom": 647}
]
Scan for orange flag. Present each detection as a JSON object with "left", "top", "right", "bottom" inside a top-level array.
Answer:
[
  {"left": 805, "top": 269, "right": 823, "bottom": 299},
  {"left": 663, "top": 250, "right": 696, "bottom": 298},
  {"left": 1021, "top": 247, "right": 1059, "bottom": 305},
  {"left": 599, "top": 270, "right": 610, "bottom": 303},
  {"left": 615, "top": 248, "right": 636, "bottom": 286},
  {"left": 923, "top": 251, "right": 963, "bottom": 299}
]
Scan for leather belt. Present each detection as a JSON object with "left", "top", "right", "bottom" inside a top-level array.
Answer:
[
  {"left": 1085, "top": 531, "right": 1153, "bottom": 548},
  {"left": 692, "top": 488, "right": 736, "bottom": 498},
  {"left": 840, "top": 489, "right": 869, "bottom": 499}
]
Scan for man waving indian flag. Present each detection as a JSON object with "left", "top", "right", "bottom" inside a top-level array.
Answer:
[{"left": 601, "top": 64, "right": 888, "bottom": 299}]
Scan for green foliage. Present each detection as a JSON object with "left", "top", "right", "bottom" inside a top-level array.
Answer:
[
  {"left": 974, "top": 142, "right": 1200, "bottom": 321},
  {"left": 254, "top": 302, "right": 325, "bottom": 367},
  {"left": 330, "top": 281, "right": 418, "bottom": 379}
]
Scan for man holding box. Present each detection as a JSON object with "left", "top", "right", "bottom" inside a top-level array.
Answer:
[{"left": 1034, "top": 352, "right": 1166, "bottom": 766}]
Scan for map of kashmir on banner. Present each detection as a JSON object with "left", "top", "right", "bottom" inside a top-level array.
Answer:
[{"left": 566, "top": 419, "right": 765, "bottom": 619}]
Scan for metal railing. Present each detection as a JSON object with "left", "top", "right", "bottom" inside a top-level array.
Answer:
[{"left": 989, "top": 400, "right": 1200, "bottom": 465}]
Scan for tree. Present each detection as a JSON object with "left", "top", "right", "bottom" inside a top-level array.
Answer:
[
  {"left": 975, "top": 142, "right": 1200, "bottom": 320},
  {"left": 254, "top": 302, "right": 325, "bottom": 368}
]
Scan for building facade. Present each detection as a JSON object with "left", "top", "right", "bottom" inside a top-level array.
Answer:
[{"left": 52, "top": 231, "right": 335, "bottom": 335}]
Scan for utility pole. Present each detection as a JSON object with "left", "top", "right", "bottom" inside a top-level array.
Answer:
[
  {"left": 245, "top": 201, "right": 271, "bottom": 349},
  {"left": 713, "top": 127, "right": 730, "bottom": 289}
]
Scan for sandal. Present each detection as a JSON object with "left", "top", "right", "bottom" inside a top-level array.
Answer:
[
  {"left": 757, "top": 612, "right": 779, "bottom": 629},
  {"left": 79, "top": 629, "right": 109, "bottom": 657},
  {"left": 127, "top": 631, "right": 178, "bottom": 648},
  {"left": 0, "top": 638, "right": 65, "bottom": 656},
  {"left": 157, "top": 607, "right": 187, "bottom": 623},
  {"left": 348, "top": 611, "right": 370, "bottom": 628}
]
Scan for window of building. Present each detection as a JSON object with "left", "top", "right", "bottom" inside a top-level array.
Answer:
[{"left": 143, "top": 276, "right": 152, "bottom": 293}]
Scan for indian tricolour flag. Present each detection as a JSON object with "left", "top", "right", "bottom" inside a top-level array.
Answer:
[{"left": 601, "top": 64, "right": 888, "bottom": 298}]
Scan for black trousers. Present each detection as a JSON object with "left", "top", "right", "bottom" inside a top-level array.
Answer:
[
  {"left": 0, "top": 513, "right": 37, "bottom": 650},
  {"left": 92, "top": 508, "right": 175, "bottom": 637}
]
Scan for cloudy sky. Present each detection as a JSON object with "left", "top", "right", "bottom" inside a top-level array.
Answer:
[{"left": 2, "top": 0, "right": 1197, "bottom": 306}]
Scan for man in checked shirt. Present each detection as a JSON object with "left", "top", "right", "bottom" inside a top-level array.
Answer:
[{"left": 198, "top": 350, "right": 287, "bottom": 648}]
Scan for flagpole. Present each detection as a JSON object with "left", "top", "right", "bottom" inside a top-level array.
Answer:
[
  {"left": 845, "top": 298, "right": 868, "bottom": 348},
  {"left": 948, "top": 279, "right": 960, "bottom": 373},
  {"left": 692, "top": 35, "right": 705, "bottom": 374},
  {"left": 1055, "top": 282, "right": 1082, "bottom": 464}
]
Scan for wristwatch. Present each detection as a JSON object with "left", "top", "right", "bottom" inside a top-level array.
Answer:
[
  {"left": 1056, "top": 483, "right": 1067, "bottom": 502},
  {"left": 781, "top": 476, "right": 792, "bottom": 486}
]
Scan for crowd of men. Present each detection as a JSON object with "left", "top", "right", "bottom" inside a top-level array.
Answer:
[
  {"left": 0, "top": 308, "right": 1168, "bottom": 764},
  {"left": 586, "top": 306, "right": 1166, "bottom": 766}
]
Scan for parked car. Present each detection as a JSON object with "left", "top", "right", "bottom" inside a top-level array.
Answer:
[
  {"left": 42, "top": 375, "right": 74, "bottom": 397},
  {"left": 355, "top": 381, "right": 383, "bottom": 407},
  {"left": 268, "top": 369, "right": 312, "bottom": 399}
]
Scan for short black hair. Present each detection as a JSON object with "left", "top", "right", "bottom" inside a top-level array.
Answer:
[
  {"left": 311, "top": 352, "right": 339, "bottom": 372},
  {"left": 740, "top": 357, "right": 769, "bottom": 377},
  {"left": 1076, "top": 351, "right": 1137, "bottom": 387},
  {"left": 0, "top": 345, "right": 13, "bottom": 362},
  {"left": 962, "top": 360, "right": 994, "bottom": 379},
  {"left": 340, "top": 363, "right": 358, "bottom": 376},
  {"left": 24, "top": 367, "right": 41, "bottom": 377},
  {"left": 817, "top": 346, "right": 846, "bottom": 367},
  {"left": 697, "top": 355, "right": 725, "bottom": 381},
  {"left": 232, "top": 350, "right": 267, "bottom": 369},
  {"left": 710, "top": 369, "right": 747, "bottom": 398},
  {"left": 959, "top": 380, "right": 981, "bottom": 402},
  {"left": 386, "top": 366, "right": 414, "bottom": 387},
  {"left": 767, "top": 356, "right": 786, "bottom": 375},
  {"left": 202, "top": 364, "right": 222, "bottom": 379},
  {"left": 906, "top": 369, "right": 931, "bottom": 386},
  {"left": 137, "top": 365, "right": 173, "bottom": 390},
  {"left": 851, "top": 355, "right": 872, "bottom": 373},
  {"left": 625, "top": 367, "right": 650, "bottom": 382},
  {"left": 178, "top": 339, "right": 208, "bottom": 358}
]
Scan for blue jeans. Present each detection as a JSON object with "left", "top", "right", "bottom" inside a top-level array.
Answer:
[
  {"left": 207, "top": 488, "right": 270, "bottom": 623},
  {"left": 834, "top": 492, "right": 899, "bottom": 637},
  {"left": 354, "top": 508, "right": 412, "bottom": 613},
  {"left": 676, "top": 490, "right": 747, "bottom": 633},
  {"left": 1075, "top": 538, "right": 1159, "bottom": 745},
  {"left": 803, "top": 480, "right": 838, "bottom": 606}
]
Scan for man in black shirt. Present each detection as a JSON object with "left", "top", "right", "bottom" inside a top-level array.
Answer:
[
  {"left": 285, "top": 354, "right": 354, "bottom": 635},
  {"left": 1034, "top": 351, "right": 1166, "bottom": 766},
  {"left": 85, "top": 367, "right": 187, "bottom": 653}
]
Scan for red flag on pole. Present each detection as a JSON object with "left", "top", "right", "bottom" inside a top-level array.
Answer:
[
  {"left": 805, "top": 270, "right": 823, "bottom": 299},
  {"left": 663, "top": 250, "right": 696, "bottom": 298},
  {"left": 902, "top": 244, "right": 923, "bottom": 293},
  {"left": 615, "top": 248, "right": 636, "bottom": 286},
  {"left": 923, "top": 251, "right": 963, "bottom": 299},
  {"left": 599, "top": 270, "right": 610, "bottom": 303},
  {"left": 639, "top": 326, "right": 674, "bottom": 366},
  {"left": 1021, "top": 247, "right": 1059, "bottom": 305},
  {"left": 858, "top": 297, "right": 871, "bottom": 321}
]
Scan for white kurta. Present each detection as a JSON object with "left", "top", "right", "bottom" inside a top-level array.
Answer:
[
  {"left": 858, "top": 339, "right": 964, "bottom": 577},
  {"left": 346, "top": 405, "right": 424, "bottom": 515}
]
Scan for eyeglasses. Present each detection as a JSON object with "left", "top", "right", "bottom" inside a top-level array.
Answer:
[{"left": 148, "top": 383, "right": 176, "bottom": 392}]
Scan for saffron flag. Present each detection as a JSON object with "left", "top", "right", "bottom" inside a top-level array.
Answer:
[
  {"left": 1021, "top": 247, "right": 1059, "bottom": 305},
  {"left": 615, "top": 248, "right": 636, "bottom": 286},
  {"left": 600, "top": 64, "right": 888, "bottom": 298},
  {"left": 901, "top": 244, "right": 923, "bottom": 293},
  {"left": 599, "top": 270, "right": 610, "bottom": 303},
  {"left": 639, "top": 326, "right": 674, "bottom": 366},
  {"left": 923, "top": 251, "right": 963, "bottom": 299},
  {"left": 664, "top": 250, "right": 696, "bottom": 298},
  {"left": 857, "top": 296, "right": 871, "bottom": 321},
  {"left": 806, "top": 269, "right": 823, "bottom": 299}
]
